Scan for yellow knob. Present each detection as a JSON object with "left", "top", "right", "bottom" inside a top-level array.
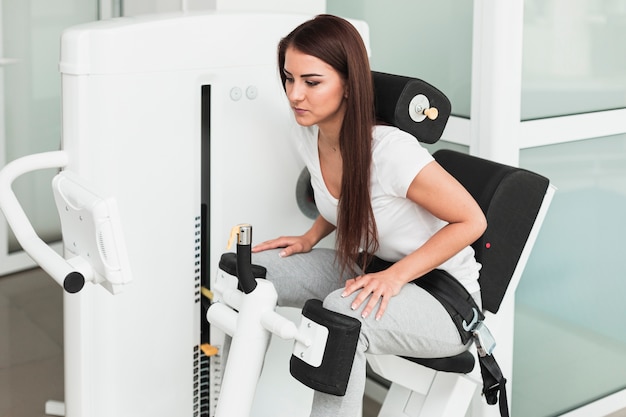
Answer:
[{"left": 424, "top": 107, "right": 439, "bottom": 120}]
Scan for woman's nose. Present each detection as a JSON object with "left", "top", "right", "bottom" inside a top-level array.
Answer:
[{"left": 287, "top": 82, "right": 304, "bottom": 102}]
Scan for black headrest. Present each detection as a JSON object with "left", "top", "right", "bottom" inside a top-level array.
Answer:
[{"left": 373, "top": 71, "right": 451, "bottom": 144}]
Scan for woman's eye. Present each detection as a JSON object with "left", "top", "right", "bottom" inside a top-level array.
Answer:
[
  {"left": 306, "top": 80, "right": 320, "bottom": 87},
  {"left": 284, "top": 76, "right": 294, "bottom": 83}
]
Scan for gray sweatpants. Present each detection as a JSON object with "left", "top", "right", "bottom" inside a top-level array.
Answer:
[{"left": 252, "top": 248, "right": 481, "bottom": 417}]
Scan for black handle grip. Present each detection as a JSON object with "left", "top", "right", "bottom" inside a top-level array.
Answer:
[
  {"left": 236, "top": 244, "right": 257, "bottom": 294},
  {"left": 63, "top": 271, "right": 85, "bottom": 293}
]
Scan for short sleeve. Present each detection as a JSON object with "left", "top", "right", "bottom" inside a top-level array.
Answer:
[{"left": 372, "top": 127, "right": 434, "bottom": 197}]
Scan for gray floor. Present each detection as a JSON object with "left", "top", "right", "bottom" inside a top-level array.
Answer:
[
  {"left": 1, "top": 268, "right": 625, "bottom": 417},
  {"left": 0, "top": 268, "right": 64, "bottom": 417}
]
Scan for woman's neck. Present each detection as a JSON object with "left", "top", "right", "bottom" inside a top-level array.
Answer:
[{"left": 318, "top": 128, "right": 341, "bottom": 153}]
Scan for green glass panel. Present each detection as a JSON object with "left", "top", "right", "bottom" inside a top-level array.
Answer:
[
  {"left": 3, "top": 0, "right": 98, "bottom": 252},
  {"left": 327, "top": 0, "right": 473, "bottom": 118},
  {"left": 522, "top": 0, "right": 626, "bottom": 119},
  {"left": 515, "top": 134, "right": 626, "bottom": 416}
]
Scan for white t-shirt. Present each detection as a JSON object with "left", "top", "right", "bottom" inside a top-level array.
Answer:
[{"left": 295, "top": 123, "right": 481, "bottom": 293}]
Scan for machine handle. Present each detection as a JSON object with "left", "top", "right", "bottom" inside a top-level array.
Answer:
[
  {"left": 236, "top": 225, "right": 257, "bottom": 294},
  {"left": 227, "top": 224, "right": 257, "bottom": 294},
  {"left": 0, "top": 151, "right": 91, "bottom": 293}
]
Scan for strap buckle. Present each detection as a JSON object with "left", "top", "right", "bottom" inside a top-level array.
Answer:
[
  {"left": 462, "top": 307, "right": 479, "bottom": 332},
  {"left": 473, "top": 321, "right": 496, "bottom": 357}
]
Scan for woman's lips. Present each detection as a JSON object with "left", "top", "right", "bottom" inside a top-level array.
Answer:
[{"left": 293, "top": 107, "right": 308, "bottom": 116}]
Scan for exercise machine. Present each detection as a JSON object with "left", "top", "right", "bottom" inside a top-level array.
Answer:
[
  {"left": 0, "top": 10, "right": 553, "bottom": 417},
  {"left": 0, "top": 12, "right": 367, "bottom": 417},
  {"left": 205, "top": 71, "right": 555, "bottom": 417}
]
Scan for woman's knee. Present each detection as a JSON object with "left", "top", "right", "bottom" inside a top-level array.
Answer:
[
  {"left": 250, "top": 249, "right": 282, "bottom": 271},
  {"left": 322, "top": 288, "right": 359, "bottom": 318}
]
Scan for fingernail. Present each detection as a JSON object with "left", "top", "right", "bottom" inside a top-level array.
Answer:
[
  {"left": 361, "top": 311, "right": 369, "bottom": 319},
  {"left": 341, "top": 292, "right": 347, "bottom": 297},
  {"left": 279, "top": 251, "right": 286, "bottom": 258},
  {"left": 351, "top": 304, "right": 357, "bottom": 310}
]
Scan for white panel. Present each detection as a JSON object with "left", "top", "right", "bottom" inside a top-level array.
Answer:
[
  {"left": 62, "top": 67, "right": 202, "bottom": 417},
  {"left": 215, "top": 0, "right": 325, "bottom": 14},
  {"left": 57, "top": 12, "right": 343, "bottom": 416},
  {"left": 470, "top": 0, "right": 524, "bottom": 165},
  {"left": 122, "top": 0, "right": 325, "bottom": 15},
  {"left": 520, "top": 108, "right": 626, "bottom": 149}
]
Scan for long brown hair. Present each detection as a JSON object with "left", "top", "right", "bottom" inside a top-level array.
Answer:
[{"left": 278, "top": 14, "right": 379, "bottom": 273}]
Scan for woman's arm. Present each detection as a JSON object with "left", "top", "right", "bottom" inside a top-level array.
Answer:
[
  {"left": 251, "top": 215, "right": 336, "bottom": 257},
  {"left": 393, "top": 160, "right": 487, "bottom": 281},
  {"left": 343, "top": 160, "right": 487, "bottom": 320}
]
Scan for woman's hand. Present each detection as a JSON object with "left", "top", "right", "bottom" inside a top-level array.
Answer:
[
  {"left": 252, "top": 215, "right": 336, "bottom": 257},
  {"left": 251, "top": 235, "right": 314, "bottom": 257},
  {"left": 342, "top": 271, "right": 405, "bottom": 321}
]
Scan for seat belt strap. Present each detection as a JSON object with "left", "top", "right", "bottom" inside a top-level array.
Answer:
[
  {"left": 412, "top": 269, "right": 484, "bottom": 345},
  {"left": 478, "top": 353, "right": 509, "bottom": 417},
  {"left": 413, "top": 270, "right": 509, "bottom": 417}
]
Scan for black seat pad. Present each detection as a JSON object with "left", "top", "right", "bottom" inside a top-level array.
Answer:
[{"left": 402, "top": 350, "right": 475, "bottom": 374}]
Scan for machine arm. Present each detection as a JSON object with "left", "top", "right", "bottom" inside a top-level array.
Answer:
[{"left": 0, "top": 151, "right": 90, "bottom": 292}]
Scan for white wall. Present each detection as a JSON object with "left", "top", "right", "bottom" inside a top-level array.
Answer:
[{"left": 122, "top": 0, "right": 325, "bottom": 15}]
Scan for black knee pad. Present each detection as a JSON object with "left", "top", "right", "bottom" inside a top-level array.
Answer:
[{"left": 290, "top": 299, "right": 361, "bottom": 396}]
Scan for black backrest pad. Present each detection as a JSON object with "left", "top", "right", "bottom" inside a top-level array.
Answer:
[
  {"left": 372, "top": 71, "right": 451, "bottom": 144},
  {"left": 433, "top": 149, "right": 549, "bottom": 313}
]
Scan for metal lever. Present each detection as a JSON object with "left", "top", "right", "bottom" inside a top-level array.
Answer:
[
  {"left": 408, "top": 94, "right": 439, "bottom": 122},
  {"left": 227, "top": 224, "right": 256, "bottom": 294},
  {"left": 423, "top": 107, "right": 439, "bottom": 120}
]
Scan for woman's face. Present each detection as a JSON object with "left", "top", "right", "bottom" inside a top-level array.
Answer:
[{"left": 283, "top": 47, "right": 347, "bottom": 134}]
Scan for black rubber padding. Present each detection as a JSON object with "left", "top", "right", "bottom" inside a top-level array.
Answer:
[
  {"left": 289, "top": 299, "right": 362, "bottom": 396},
  {"left": 63, "top": 271, "right": 85, "bottom": 293}
]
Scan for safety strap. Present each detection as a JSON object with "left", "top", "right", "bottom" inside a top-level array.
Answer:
[
  {"left": 412, "top": 269, "right": 484, "bottom": 345},
  {"left": 361, "top": 256, "right": 509, "bottom": 417},
  {"left": 479, "top": 353, "right": 509, "bottom": 417},
  {"left": 415, "top": 270, "right": 510, "bottom": 417}
]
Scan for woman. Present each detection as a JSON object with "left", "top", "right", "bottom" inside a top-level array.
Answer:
[{"left": 251, "top": 14, "right": 487, "bottom": 417}]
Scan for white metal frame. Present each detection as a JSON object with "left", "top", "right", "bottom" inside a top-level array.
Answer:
[{"left": 207, "top": 247, "right": 313, "bottom": 417}]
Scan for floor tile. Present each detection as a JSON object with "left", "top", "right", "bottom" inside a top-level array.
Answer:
[
  {"left": 0, "top": 269, "right": 64, "bottom": 416},
  {"left": 0, "top": 355, "right": 64, "bottom": 417}
]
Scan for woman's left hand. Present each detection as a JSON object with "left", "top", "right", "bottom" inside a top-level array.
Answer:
[{"left": 341, "top": 272, "right": 405, "bottom": 321}]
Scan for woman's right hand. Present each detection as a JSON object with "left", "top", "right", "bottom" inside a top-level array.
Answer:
[
  {"left": 251, "top": 235, "right": 314, "bottom": 257},
  {"left": 252, "top": 215, "right": 335, "bottom": 257}
]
